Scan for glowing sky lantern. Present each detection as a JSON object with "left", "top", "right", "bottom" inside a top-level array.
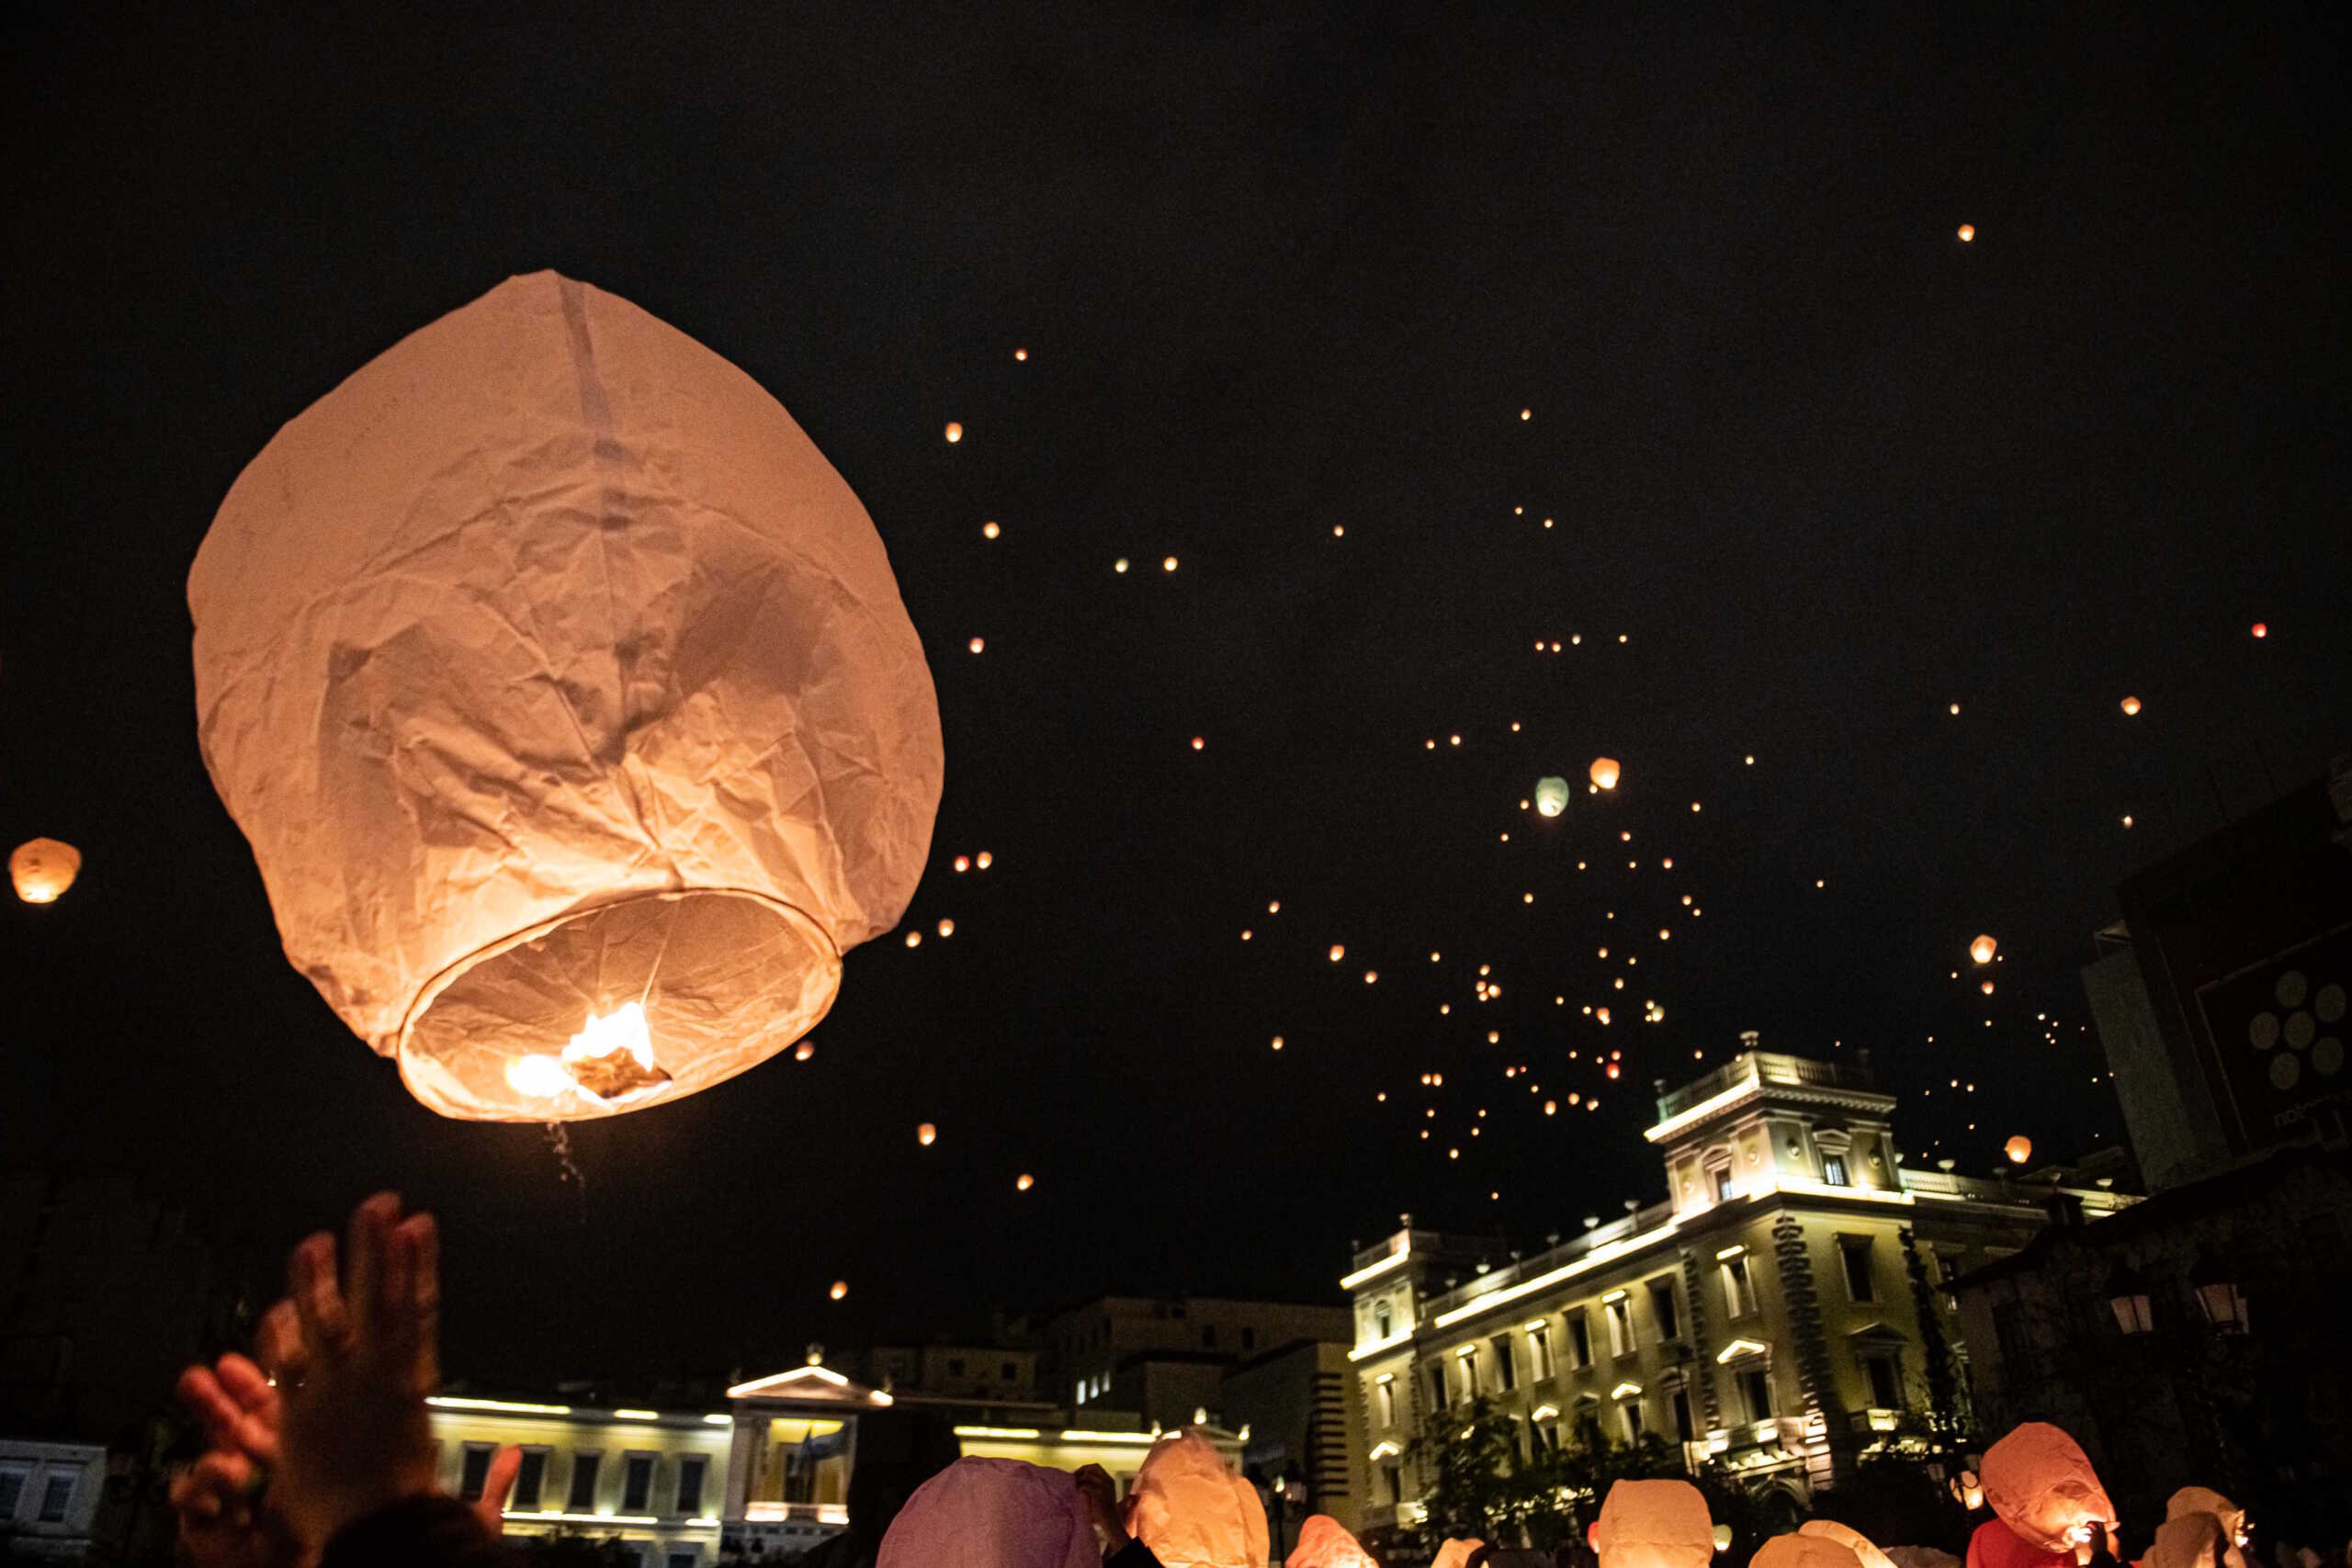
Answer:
[
  {"left": 1980, "top": 1422, "right": 2117, "bottom": 1554},
  {"left": 944, "top": 422, "right": 963, "bottom": 443},
  {"left": 829, "top": 1280, "right": 848, "bottom": 1300},
  {"left": 2005, "top": 1135, "right": 2033, "bottom": 1165},
  {"left": 1125, "top": 1428, "right": 1270, "bottom": 1568},
  {"left": 1753, "top": 1534, "right": 1864, "bottom": 1568},
  {"left": 967, "top": 637, "right": 985, "bottom": 654},
  {"left": 1015, "top": 1173, "right": 1035, "bottom": 1191},
  {"left": 1972, "top": 934, "right": 1998, "bottom": 964},
  {"left": 1957, "top": 223, "right": 1976, "bottom": 242},
  {"left": 1800, "top": 1520, "right": 1900, "bottom": 1568},
  {"left": 981, "top": 520, "right": 1000, "bottom": 539},
  {"left": 189, "top": 273, "right": 942, "bottom": 1120},
  {"left": 1535, "top": 776, "right": 1570, "bottom": 817},
  {"left": 1595, "top": 1479, "right": 1713, "bottom": 1568},
  {"left": 2250, "top": 622, "right": 2267, "bottom": 638},
  {"left": 917, "top": 1122, "right": 937, "bottom": 1145},
  {"left": 1286, "top": 1514, "right": 1376, "bottom": 1568},
  {"left": 1589, "top": 757, "right": 1621, "bottom": 790},
  {"left": 1329, "top": 944, "right": 1345, "bottom": 962},
  {"left": 9, "top": 838, "right": 81, "bottom": 905},
  {"left": 2120, "top": 695, "right": 2142, "bottom": 716}
]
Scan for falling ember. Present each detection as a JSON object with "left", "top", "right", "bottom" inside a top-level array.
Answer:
[
  {"left": 2120, "top": 695, "right": 2142, "bottom": 716},
  {"left": 917, "top": 1122, "right": 937, "bottom": 1145},
  {"left": 1015, "top": 1173, "right": 1035, "bottom": 1191},
  {"left": 830, "top": 1280, "right": 848, "bottom": 1300},
  {"left": 944, "top": 422, "right": 963, "bottom": 443}
]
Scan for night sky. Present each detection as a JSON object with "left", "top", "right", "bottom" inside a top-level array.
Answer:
[{"left": 4, "top": 6, "right": 2347, "bottom": 1391}]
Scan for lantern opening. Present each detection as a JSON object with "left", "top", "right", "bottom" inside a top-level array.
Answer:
[{"left": 403, "top": 888, "right": 839, "bottom": 1121}]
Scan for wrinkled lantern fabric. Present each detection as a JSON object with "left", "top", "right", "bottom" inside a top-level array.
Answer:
[
  {"left": 2165, "top": 1489, "right": 2245, "bottom": 1542},
  {"left": 1980, "top": 1423, "right": 2116, "bottom": 1553},
  {"left": 1432, "top": 1541, "right": 1487, "bottom": 1568},
  {"left": 1596, "top": 1479, "right": 1714, "bottom": 1568},
  {"left": 876, "top": 1458, "right": 1094, "bottom": 1568},
  {"left": 1965, "top": 1521, "right": 2072, "bottom": 1568},
  {"left": 1125, "top": 1431, "right": 1269, "bottom": 1568},
  {"left": 1800, "top": 1520, "right": 1900, "bottom": 1568},
  {"left": 190, "top": 272, "right": 942, "bottom": 1120},
  {"left": 2145, "top": 1517, "right": 2233, "bottom": 1568},
  {"left": 1756, "top": 1534, "right": 1865, "bottom": 1568},
  {"left": 1287, "top": 1515, "right": 1376, "bottom": 1568},
  {"left": 8, "top": 838, "right": 81, "bottom": 905}
]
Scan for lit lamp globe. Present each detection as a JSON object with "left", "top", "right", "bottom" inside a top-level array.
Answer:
[
  {"left": 2005, "top": 1135, "right": 2033, "bottom": 1166},
  {"left": 1971, "top": 934, "right": 1997, "bottom": 965},
  {"left": 9, "top": 838, "right": 82, "bottom": 905},
  {"left": 190, "top": 273, "right": 943, "bottom": 1120},
  {"left": 1534, "top": 776, "right": 1571, "bottom": 817},
  {"left": 1589, "top": 757, "right": 1622, "bottom": 791}
]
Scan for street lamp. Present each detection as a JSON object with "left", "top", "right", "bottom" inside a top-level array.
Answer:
[
  {"left": 2188, "top": 1254, "right": 2249, "bottom": 1333},
  {"left": 2104, "top": 1263, "right": 2154, "bottom": 1336}
]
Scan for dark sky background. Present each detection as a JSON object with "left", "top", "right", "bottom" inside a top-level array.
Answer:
[{"left": 4, "top": 6, "right": 2346, "bottom": 1392}]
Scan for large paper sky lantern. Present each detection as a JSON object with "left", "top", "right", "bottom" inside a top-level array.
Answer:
[
  {"left": 9, "top": 838, "right": 81, "bottom": 905},
  {"left": 1285, "top": 1515, "right": 1376, "bottom": 1568},
  {"left": 190, "top": 272, "right": 943, "bottom": 1121},
  {"left": 1595, "top": 1479, "right": 1713, "bottom": 1568},
  {"left": 1980, "top": 1423, "right": 2117, "bottom": 1555},
  {"left": 1755, "top": 1533, "right": 1865, "bottom": 1568},
  {"left": 1799, "top": 1520, "right": 1899, "bottom": 1568},
  {"left": 1125, "top": 1431, "right": 1269, "bottom": 1568}
]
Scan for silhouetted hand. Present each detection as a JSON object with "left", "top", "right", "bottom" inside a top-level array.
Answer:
[
  {"left": 1074, "top": 1463, "right": 1130, "bottom": 1556},
  {"left": 264, "top": 1192, "right": 444, "bottom": 1550},
  {"left": 172, "top": 1347, "right": 298, "bottom": 1568}
]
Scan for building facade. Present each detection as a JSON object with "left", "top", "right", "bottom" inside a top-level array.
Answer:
[
  {"left": 0, "top": 1437, "right": 106, "bottom": 1559},
  {"left": 1223, "top": 1337, "right": 1369, "bottom": 1540},
  {"left": 1344, "top": 1044, "right": 2135, "bottom": 1531},
  {"left": 1007, "top": 1294, "right": 1353, "bottom": 1428}
]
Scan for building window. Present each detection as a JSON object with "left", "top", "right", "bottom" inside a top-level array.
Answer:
[
  {"left": 1383, "top": 1465, "right": 1403, "bottom": 1505},
  {"left": 459, "top": 1445, "right": 495, "bottom": 1501},
  {"left": 670, "top": 1555, "right": 699, "bottom": 1568},
  {"left": 1242, "top": 1327, "right": 1255, "bottom": 1351},
  {"left": 1429, "top": 1363, "right": 1449, "bottom": 1410},
  {"left": 1721, "top": 1255, "right": 1754, "bottom": 1318},
  {"left": 1713, "top": 1168, "right": 1734, "bottom": 1201},
  {"left": 567, "top": 1454, "right": 601, "bottom": 1511},
  {"left": 514, "top": 1450, "right": 547, "bottom": 1509},
  {"left": 1740, "top": 1369, "right": 1773, "bottom": 1422},
  {"left": 1670, "top": 1388, "right": 1694, "bottom": 1442},
  {"left": 623, "top": 1454, "right": 655, "bottom": 1512},
  {"left": 1002, "top": 1362, "right": 1018, "bottom": 1382},
  {"left": 674, "top": 1456, "right": 706, "bottom": 1517},
  {"left": 1535, "top": 1418, "right": 1560, "bottom": 1454},
  {"left": 1621, "top": 1399, "right": 1645, "bottom": 1444},
  {"left": 1490, "top": 1335, "right": 1517, "bottom": 1391},
  {"left": 1377, "top": 1377, "right": 1396, "bottom": 1428},
  {"left": 1840, "top": 1239, "right": 1876, "bottom": 1303},
  {"left": 1528, "top": 1324, "right": 1553, "bottom": 1380},
  {"left": 1605, "top": 1297, "right": 1635, "bottom": 1358},
  {"left": 0, "top": 1467, "right": 24, "bottom": 1519},
  {"left": 1458, "top": 1348, "right": 1480, "bottom": 1394},
  {"left": 1648, "top": 1280, "right": 1680, "bottom": 1341},
  {"left": 38, "top": 1467, "right": 78, "bottom": 1523},
  {"left": 1863, "top": 1355, "right": 1901, "bottom": 1410},
  {"left": 1821, "top": 1155, "right": 1849, "bottom": 1187},
  {"left": 1374, "top": 1302, "right": 1393, "bottom": 1338},
  {"left": 1566, "top": 1312, "right": 1592, "bottom": 1369},
  {"left": 947, "top": 1358, "right": 965, "bottom": 1376},
  {"left": 1203, "top": 1326, "right": 1218, "bottom": 1349}
]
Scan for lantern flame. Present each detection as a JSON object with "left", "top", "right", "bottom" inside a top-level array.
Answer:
[{"left": 505, "top": 1000, "right": 668, "bottom": 1103}]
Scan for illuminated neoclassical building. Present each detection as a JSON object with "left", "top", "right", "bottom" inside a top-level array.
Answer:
[
  {"left": 424, "top": 1359, "right": 1247, "bottom": 1562},
  {"left": 1343, "top": 1040, "right": 2135, "bottom": 1527}
]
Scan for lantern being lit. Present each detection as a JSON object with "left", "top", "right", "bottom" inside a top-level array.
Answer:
[
  {"left": 9, "top": 838, "right": 81, "bottom": 905},
  {"left": 1980, "top": 1422, "right": 2118, "bottom": 1557},
  {"left": 1589, "top": 757, "right": 1621, "bottom": 791},
  {"left": 190, "top": 274, "right": 944, "bottom": 1120},
  {"left": 1535, "top": 776, "right": 1570, "bottom": 817}
]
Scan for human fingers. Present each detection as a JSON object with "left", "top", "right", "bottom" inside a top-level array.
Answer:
[
  {"left": 399, "top": 1212, "right": 441, "bottom": 1393},
  {"left": 345, "top": 1192, "right": 399, "bottom": 1339},
  {"left": 255, "top": 1300, "right": 306, "bottom": 1387},
  {"left": 173, "top": 1450, "right": 260, "bottom": 1522},
  {"left": 473, "top": 1445, "right": 523, "bottom": 1535},
  {"left": 178, "top": 1366, "right": 253, "bottom": 1454},
  {"left": 213, "top": 1355, "right": 282, "bottom": 1460},
  {"left": 288, "top": 1232, "right": 349, "bottom": 1357}
]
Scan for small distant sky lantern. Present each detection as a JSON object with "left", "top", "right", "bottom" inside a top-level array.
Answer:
[
  {"left": 2004, "top": 1134, "right": 2033, "bottom": 1165},
  {"left": 1535, "top": 776, "right": 1570, "bottom": 817},
  {"left": 1015, "top": 1172, "right": 1035, "bottom": 1191},
  {"left": 2250, "top": 622, "right": 2267, "bottom": 638},
  {"left": 981, "top": 520, "right": 1000, "bottom": 539},
  {"left": 1972, "top": 934, "right": 1998, "bottom": 965},
  {"left": 917, "top": 1122, "right": 936, "bottom": 1145},
  {"left": 1589, "top": 757, "right": 1622, "bottom": 791},
  {"left": 189, "top": 274, "right": 943, "bottom": 1121},
  {"left": 2120, "top": 695, "right": 2143, "bottom": 716},
  {"left": 944, "top": 422, "right": 963, "bottom": 443},
  {"left": 829, "top": 1280, "right": 848, "bottom": 1300},
  {"left": 1957, "top": 223, "right": 1976, "bottom": 242},
  {"left": 9, "top": 838, "right": 81, "bottom": 905}
]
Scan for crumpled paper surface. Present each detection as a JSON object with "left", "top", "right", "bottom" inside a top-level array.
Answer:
[
  {"left": 1596, "top": 1479, "right": 1714, "bottom": 1568},
  {"left": 876, "top": 1457, "right": 1097, "bottom": 1568},
  {"left": 1801, "top": 1518, "right": 1901, "bottom": 1568},
  {"left": 1286, "top": 1514, "right": 1376, "bottom": 1568},
  {"left": 1756, "top": 1534, "right": 1865, "bottom": 1568},
  {"left": 1979, "top": 1423, "right": 2116, "bottom": 1553},
  {"left": 191, "top": 271, "right": 941, "bottom": 1119},
  {"left": 1125, "top": 1430, "right": 1270, "bottom": 1568}
]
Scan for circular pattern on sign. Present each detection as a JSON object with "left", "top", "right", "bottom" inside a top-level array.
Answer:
[
  {"left": 2286, "top": 1011, "right": 2316, "bottom": 1050},
  {"left": 2315, "top": 1037, "right": 2343, "bottom": 1077},
  {"left": 2270, "top": 1054, "right": 2301, "bottom": 1090},
  {"left": 2316, "top": 984, "right": 2346, "bottom": 1024},
  {"left": 2276, "top": 971, "right": 2308, "bottom": 1009},
  {"left": 2250, "top": 1013, "right": 2280, "bottom": 1051}
]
